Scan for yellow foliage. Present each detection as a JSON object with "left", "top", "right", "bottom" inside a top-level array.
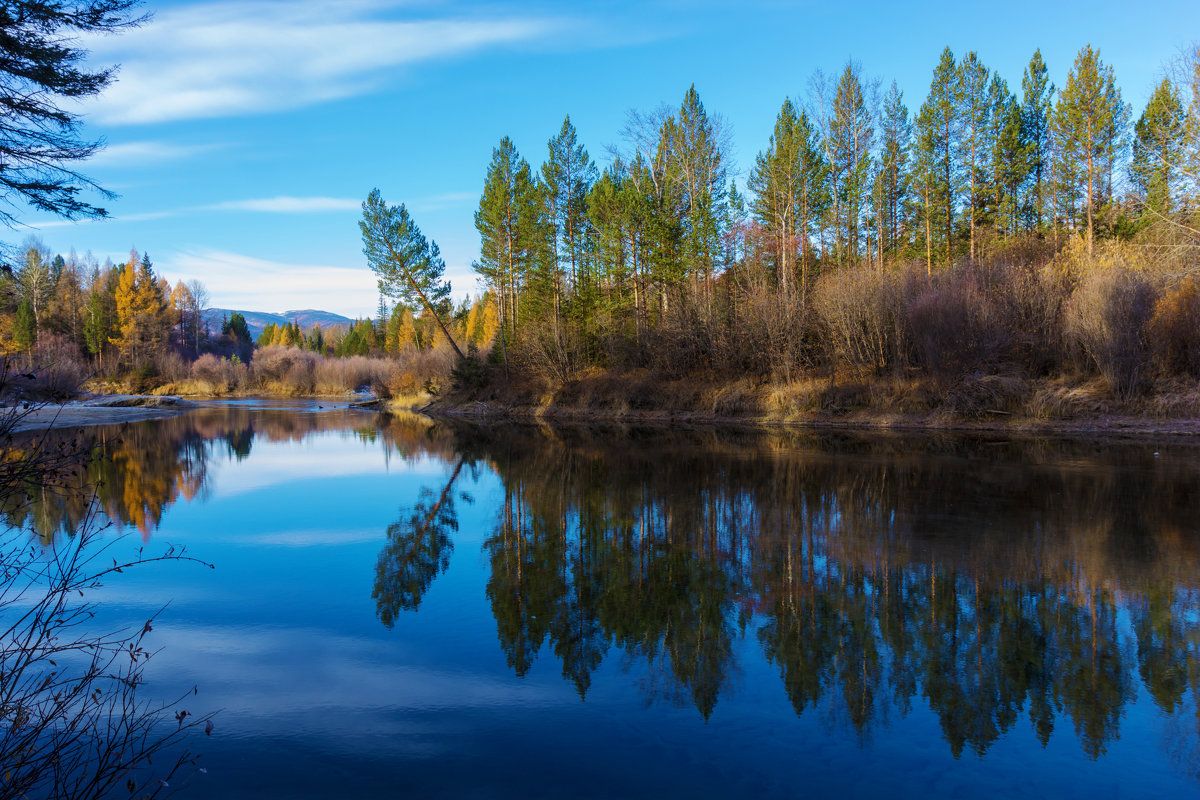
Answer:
[
  {"left": 1148, "top": 277, "right": 1200, "bottom": 377},
  {"left": 465, "top": 292, "right": 499, "bottom": 347},
  {"left": 110, "top": 258, "right": 170, "bottom": 364},
  {"left": 387, "top": 307, "right": 417, "bottom": 353}
]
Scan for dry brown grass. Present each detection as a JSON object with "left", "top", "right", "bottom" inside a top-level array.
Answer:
[
  {"left": 1028, "top": 377, "right": 1113, "bottom": 419},
  {"left": 765, "top": 378, "right": 828, "bottom": 417},
  {"left": 935, "top": 374, "right": 1031, "bottom": 419},
  {"left": 1146, "top": 378, "right": 1200, "bottom": 417}
]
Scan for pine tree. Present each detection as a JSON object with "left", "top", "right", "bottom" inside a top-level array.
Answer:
[
  {"left": 1184, "top": 46, "right": 1200, "bottom": 204},
  {"left": 878, "top": 83, "right": 911, "bottom": 262},
  {"left": 957, "top": 51, "right": 991, "bottom": 260},
  {"left": 84, "top": 265, "right": 117, "bottom": 367},
  {"left": 13, "top": 297, "right": 35, "bottom": 350},
  {"left": 474, "top": 137, "right": 539, "bottom": 359},
  {"left": 542, "top": 116, "right": 597, "bottom": 296},
  {"left": 989, "top": 77, "right": 1029, "bottom": 237},
  {"left": 0, "top": 0, "right": 144, "bottom": 233},
  {"left": 1130, "top": 79, "right": 1184, "bottom": 215},
  {"left": 917, "top": 48, "right": 961, "bottom": 265},
  {"left": 748, "top": 99, "right": 828, "bottom": 299},
  {"left": 1021, "top": 50, "right": 1054, "bottom": 234},
  {"left": 671, "top": 86, "right": 728, "bottom": 290},
  {"left": 1053, "top": 45, "right": 1118, "bottom": 255},
  {"left": 826, "top": 65, "right": 874, "bottom": 266},
  {"left": 361, "top": 188, "right": 463, "bottom": 359},
  {"left": 222, "top": 311, "right": 250, "bottom": 344}
]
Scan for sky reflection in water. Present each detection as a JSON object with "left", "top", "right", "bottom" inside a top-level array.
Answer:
[{"left": 13, "top": 404, "right": 1200, "bottom": 798}]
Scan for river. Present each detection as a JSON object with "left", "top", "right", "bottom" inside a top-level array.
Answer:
[{"left": 10, "top": 399, "right": 1200, "bottom": 798}]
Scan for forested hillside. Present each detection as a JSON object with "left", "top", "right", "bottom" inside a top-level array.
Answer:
[{"left": 458, "top": 43, "right": 1200, "bottom": 419}]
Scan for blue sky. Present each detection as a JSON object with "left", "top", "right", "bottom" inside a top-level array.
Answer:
[{"left": 16, "top": 0, "right": 1197, "bottom": 317}]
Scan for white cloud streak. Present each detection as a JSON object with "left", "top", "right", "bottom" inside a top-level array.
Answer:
[
  {"left": 85, "top": 140, "right": 223, "bottom": 166},
  {"left": 81, "top": 0, "right": 566, "bottom": 124},
  {"left": 204, "top": 196, "right": 362, "bottom": 213},
  {"left": 26, "top": 195, "right": 362, "bottom": 230}
]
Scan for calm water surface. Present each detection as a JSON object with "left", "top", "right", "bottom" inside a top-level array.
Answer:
[{"left": 15, "top": 400, "right": 1200, "bottom": 798}]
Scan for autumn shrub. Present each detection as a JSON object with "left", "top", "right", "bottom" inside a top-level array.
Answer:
[
  {"left": 731, "top": 277, "right": 817, "bottom": 381},
  {"left": 190, "top": 353, "right": 242, "bottom": 394},
  {"left": 979, "top": 235, "right": 1062, "bottom": 272},
  {"left": 648, "top": 280, "right": 722, "bottom": 378},
  {"left": 313, "top": 355, "right": 375, "bottom": 394},
  {"left": 814, "top": 265, "right": 914, "bottom": 375},
  {"left": 1147, "top": 277, "right": 1200, "bottom": 378},
  {"left": 22, "top": 334, "right": 89, "bottom": 398},
  {"left": 510, "top": 318, "right": 584, "bottom": 383},
  {"left": 149, "top": 350, "right": 190, "bottom": 384},
  {"left": 1064, "top": 266, "right": 1159, "bottom": 399},
  {"left": 251, "top": 346, "right": 316, "bottom": 389},
  {"left": 986, "top": 264, "right": 1072, "bottom": 376},
  {"left": 908, "top": 270, "right": 1005, "bottom": 380}
]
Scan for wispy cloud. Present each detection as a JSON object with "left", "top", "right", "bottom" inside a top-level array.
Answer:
[
  {"left": 26, "top": 195, "right": 362, "bottom": 229},
  {"left": 159, "top": 249, "right": 379, "bottom": 318},
  {"left": 81, "top": 0, "right": 567, "bottom": 124},
  {"left": 204, "top": 196, "right": 361, "bottom": 213},
  {"left": 85, "top": 140, "right": 223, "bottom": 166}
]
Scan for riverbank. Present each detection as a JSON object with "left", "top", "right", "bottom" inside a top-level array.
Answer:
[
  {"left": 6, "top": 395, "right": 197, "bottom": 432},
  {"left": 7, "top": 391, "right": 431, "bottom": 433},
  {"left": 427, "top": 370, "right": 1200, "bottom": 438}
]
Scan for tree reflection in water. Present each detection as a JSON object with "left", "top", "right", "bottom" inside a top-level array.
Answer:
[
  {"left": 373, "top": 457, "right": 464, "bottom": 626},
  {"left": 15, "top": 413, "right": 1200, "bottom": 769},
  {"left": 434, "top": 425, "right": 1200, "bottom": 762}
]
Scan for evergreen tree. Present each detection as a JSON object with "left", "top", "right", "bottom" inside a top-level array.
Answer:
[
  {"left": 13, "top": 297, "right": 35, "bottom": 350},
  {"left": 826, "top": 65, "right": 874, "bottom": 266},
  {"left": 0, "top": 0, "right": 144, "bottom": 233},
  {"left": 989, "top": 77, "right": 1029, "bottom": 237},
  {"left": 361, "top": 188, "right": 463, "bottom": 359},
  {"left": 84, "top": 265, "right": 118, "bottom": 367},
  {"left": 748, "top": 99, "right": 827, "bottom": 299},
  {"left": 957, "top": 52, "right": 991, "bottom": 260},
  {"left": 1053, "top": 45, "right": 1118, "bottom": 254},
  {"left": 1130, "top": 79, "right": 1184, "bottom": 215},
  {"left": 911, "top": 104, "right": 939, "bottom": 274},
  {"left": 916, "top": 48, "right": 961, "bottom": 266},
  {"left": 474, "top": 137, "right": 539, "bottom": 356},
  {"left": 670, "top": 86, "right": 728, "bottom": 289},
  {"left": 542, "top": 116, "right": 597, "bottom": 295},
  {"left": 222, "top": 311, "right": 250, "bottom": 344},
  {"left": 1184, "top": 46, "right": 1200, "bottom": 204},
  {"left": 878, "top": 83, "right": 911, "bottom": 262},
  {"left": 1020, "top": 50, "right": 1054, "bottom": 233}
]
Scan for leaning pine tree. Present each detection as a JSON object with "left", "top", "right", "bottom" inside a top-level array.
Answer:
[{"left": 360, "top": 189, "right": 464, "bottom": 359}]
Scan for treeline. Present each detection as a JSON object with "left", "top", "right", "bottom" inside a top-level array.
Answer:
[
  {"left": 254, "top": 297, "right": 498, "bottom": 358},
  {"left": 469, "top": 43, "right": 1200, "bottom": 399},
  {"left": 0, "top": 240, "right": 501, "bottom": 396}
]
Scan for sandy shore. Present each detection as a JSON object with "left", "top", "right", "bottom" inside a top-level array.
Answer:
[{"left": 5, "top": 396, "right": 196, "bottom": 433}]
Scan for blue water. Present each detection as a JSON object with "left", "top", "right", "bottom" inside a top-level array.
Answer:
[{"left": 21, "top": 402, "right": 1200, "bottom": 798}]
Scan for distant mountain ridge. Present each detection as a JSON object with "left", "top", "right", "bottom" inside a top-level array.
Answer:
[{"left": 202, "top": 308, "right": 355, "bottom": 338}]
